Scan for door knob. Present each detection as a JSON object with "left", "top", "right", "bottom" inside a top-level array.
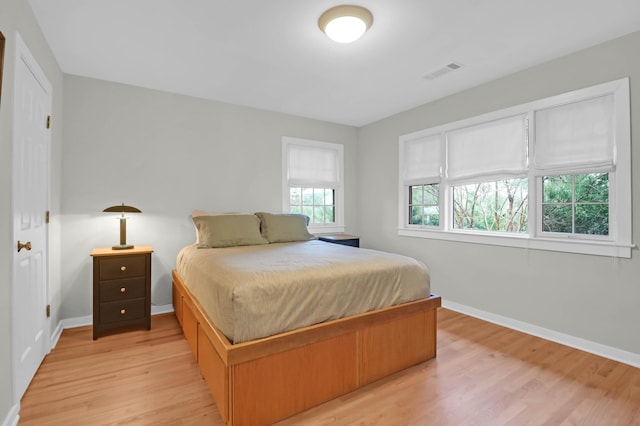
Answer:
[{"left": 17, "top": 240, "right": 32, "bottom": 252}]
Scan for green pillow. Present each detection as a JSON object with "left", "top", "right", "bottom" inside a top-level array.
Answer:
[
  {"left": 255, "top": 212, "right": 316, "bottom": 243},
  {"left": 193, "top": 214, "right": 268, "bottom": 248}
]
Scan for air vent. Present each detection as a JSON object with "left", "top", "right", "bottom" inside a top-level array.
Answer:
[{"left": 423, "top": 62, "right": 463, "bottom": 80}]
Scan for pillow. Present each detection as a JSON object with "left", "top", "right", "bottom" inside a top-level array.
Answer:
[
  {"left": 193, "top": 214, "right": 268, "bottom": 248},
  {"left": 191, "top": 210, "right": 242, "bottom": 243},
  {"left": 255, "top": 212, "right": 316, "bottom": 243}
]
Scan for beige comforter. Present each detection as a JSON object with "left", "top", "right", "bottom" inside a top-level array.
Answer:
[{"left": 176, "top": 240, "right": 430, "bottom": 343}]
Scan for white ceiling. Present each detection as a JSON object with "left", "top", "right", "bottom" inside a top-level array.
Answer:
[{"left": 28, "top": 0, "right": 640, "bottom": 127}]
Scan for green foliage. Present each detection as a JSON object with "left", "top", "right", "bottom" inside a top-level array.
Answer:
[
  {"left": 542, "top": 204, "right": 572, "bottom": 233},
  {"left": 542, "top": 173, "right": 608, "bottom": 235},
  {"left": 411, "top": 174, "right": 609, "bottom": 236},
  {"left": 575, "top": 173, "right": 609, "bottom": 203},
  {"left": 576, "top": 204, "right": 608, "bottom": 235},
  {"left": 543, "top": 175, "right": 572, "bottom": 203}
]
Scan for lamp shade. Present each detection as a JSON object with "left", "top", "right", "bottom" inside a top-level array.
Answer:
[
  {"left": 103, "top": 203, "right": 141, "bottom": 250},
  {"left": 318, "top": 5, "right": 373, "bottom": 43},
  {"left": 103, "top": 203, "right": 142, "bottom": 214}
]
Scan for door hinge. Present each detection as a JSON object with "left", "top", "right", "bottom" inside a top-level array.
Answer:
[
  {"left": 45, "top": 210, "right": 50, "bottom": 224},
  {"left": 46, "top": 304, "right": 51, "bottom": 318},
  {"left": 46, "top": 115, "right": 51, "bottom": 129}
]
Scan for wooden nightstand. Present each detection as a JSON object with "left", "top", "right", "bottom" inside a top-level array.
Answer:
[
  {"left": 90, "top": 245, "right": 153, "bottom": 340},
  {"left": 318, "top": 234, "right": 360, "bottom": 247}
]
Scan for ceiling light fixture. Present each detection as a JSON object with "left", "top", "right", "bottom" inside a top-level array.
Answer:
[{"left": 318, "top": 5, "right": 373, "bottom": 44}]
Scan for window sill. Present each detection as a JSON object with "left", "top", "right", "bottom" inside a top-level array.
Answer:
[
  {"left": 309, "top": 224, "right": 345, "bottom": 235},
  {"left": 398, "top": 227, "right": 634, "bottom": 258}
]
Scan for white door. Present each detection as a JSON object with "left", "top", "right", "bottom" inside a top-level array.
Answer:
[{"left": 12, "top": 34, "right": 52, "bottom": 401}]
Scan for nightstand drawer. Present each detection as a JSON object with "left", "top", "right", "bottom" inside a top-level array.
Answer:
[
  {"left": 100, "top": 277, "right": 146, "bottom": 302},
  {"left": 100, "top": 299, "right": 146, "bottom": 324},
  {"left": 99, "top": 255, "right": 146, "bottom": 280}
]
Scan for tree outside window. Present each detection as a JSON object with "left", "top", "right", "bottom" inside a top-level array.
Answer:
[{"left": 542, "top": 173, "right": 609, "bottom": 236}]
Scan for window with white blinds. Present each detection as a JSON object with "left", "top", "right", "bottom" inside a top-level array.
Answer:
[
  {"left": 286, "top": 143, "right": 341, "bottom": 187},
  {"left": 401, "top": 134, "right": 441, "bottom": 185},
  {"left": 282, "top": 137, "right": 345, "bottom": 233},
  {"left": 398, "top": 78, "right": 631, "bottom": 258},
  {"left": 534, "top": 94, "right": 615, "bottom": 174},
  {"left": 447, "top": 114, "right": 528, "bottom": 183}
]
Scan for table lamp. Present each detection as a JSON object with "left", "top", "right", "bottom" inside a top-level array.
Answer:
[{"left": 103, "top": 203, "right": 141, "bottom": 250}]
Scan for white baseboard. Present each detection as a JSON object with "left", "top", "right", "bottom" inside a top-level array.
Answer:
[
  {"left": 50, "top": 320, "right": 64, "bottom": 349},
  {"left": 151, "top": 304, "right": 174, "bottom": 315},
  {"left": 442, "top": 300, "right": 640, "bottom": 369},
  {"left": 58, "top": 305, "right": 174, "bottom": 332},
  {"left": 1, "top": 403, "right": 19, "bottom": 426},
  {"left": 61, "top": 315, "right": 92, "bottom": 330}
]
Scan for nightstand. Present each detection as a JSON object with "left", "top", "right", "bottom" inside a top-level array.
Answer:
[
  {"left": 90, "top": 245, "right": 153, "bottom": 340},
  {"left": 318, "top": 234, "right": 360, "bottom": 247}
]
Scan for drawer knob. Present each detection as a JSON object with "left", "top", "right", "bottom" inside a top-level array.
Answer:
[
  {"left": 120, "top": 309, "right": 126, "bottom": 315},
  {"left": 120, "top": 287, "right": 126, "bottom": 293},
  {"left": 120, "top": 266, "right": 127, "bottom": 272}
]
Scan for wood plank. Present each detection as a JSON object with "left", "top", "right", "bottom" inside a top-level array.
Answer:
[
  {"left": 90, "top": 245, "right": 154, "bottom": 257},
  {"left": 19, "top": 314, "right": 222, "bottom": 425},
  {"left": 231, "top": 332, "right": 358, "bottom": 425},
  {"left": 198, "top": 324, "right": 229, "bottom": 423},
  {"left": 359, "top": 310, "right": 432, "bottom": 385},
  {"left": 278, "top": 308, "right": 640, "bottom": 425},
  {"left": 20, "top": 309, "right": 640, "bottom": 425},
  {"left": 182, "top": 296, "right": 198, "bottom": 359},
  {"left": 172, "top": 282, "right": 183, "bottom": 325}
]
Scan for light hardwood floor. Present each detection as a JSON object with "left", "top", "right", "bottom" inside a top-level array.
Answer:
[
  {"left": 19, "top": 314, "right": 221, "bottom": 425},
  {"left": 19, "top": 310, "right": 640, "bottom": 425}
]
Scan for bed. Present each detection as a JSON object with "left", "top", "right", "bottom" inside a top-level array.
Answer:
[{"left": 172, "top": 212, "right": 441, "bottom": 425}]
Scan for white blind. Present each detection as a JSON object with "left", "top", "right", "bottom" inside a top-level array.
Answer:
[
  {"left": 402, "top": 135, "right": 441, "bottom": 184},
  {"left": 534, "top": 94, "right": 615, "bottom": 173},
  {"left": 287, "top": 143, "right": 339, "bottom": 187},
  {"left": 446, "top": 115, "right": 528, "bottom": 183}
]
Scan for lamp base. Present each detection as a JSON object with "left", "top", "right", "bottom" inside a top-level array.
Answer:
[{"left": 111, "top": 244, "right": 134, "bottom": 250}]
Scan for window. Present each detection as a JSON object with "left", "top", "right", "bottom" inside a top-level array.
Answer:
[
  {"left": 447, "top": 114, "right": 529, "bottom": 234},
  {"left": 283, "top": 137, "right": 344, "bottom": 233},
  {"left": 398, "top": 78, "right": 631, "bottom": 258},
  {"left": 453, "top": 178, "right": 528, "bottom": 233},
  {"left": 409, "top": 184, "right": 439, "bottom": 226},
  {"left": 289, "top": 187, "right": 335, "bottom": 224},
  {"left": 542, "top": 173, "right": 609, "bottom": 236}
]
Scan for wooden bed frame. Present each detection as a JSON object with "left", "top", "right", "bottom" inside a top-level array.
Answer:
[{"left": 172, "top": 269, "right": 441, "bottom": 425}]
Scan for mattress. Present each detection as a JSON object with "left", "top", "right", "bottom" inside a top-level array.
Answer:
[{"left": 176, "top": 240, "right": 430, "bottom": 343}]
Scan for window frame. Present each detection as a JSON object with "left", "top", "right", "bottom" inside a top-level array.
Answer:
[
  {"left": 283, "top": 137, "right": 345, "bottom": 234},
  {"left": 398, "top": 78, "right": 632, "bottom": 258}
]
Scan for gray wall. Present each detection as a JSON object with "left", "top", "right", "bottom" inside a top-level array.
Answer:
[
  {"left": 2, "top": 4, "right": 639, "bottom": 421},
  {"left": 0, "top": 0, "right": 64, "bottom": 419},
  {"left": 358, "top": 31, "right": 640, "bottom": 355},
  {"left": 61, "top": 75, "right": 359, "bottom": 319}
]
